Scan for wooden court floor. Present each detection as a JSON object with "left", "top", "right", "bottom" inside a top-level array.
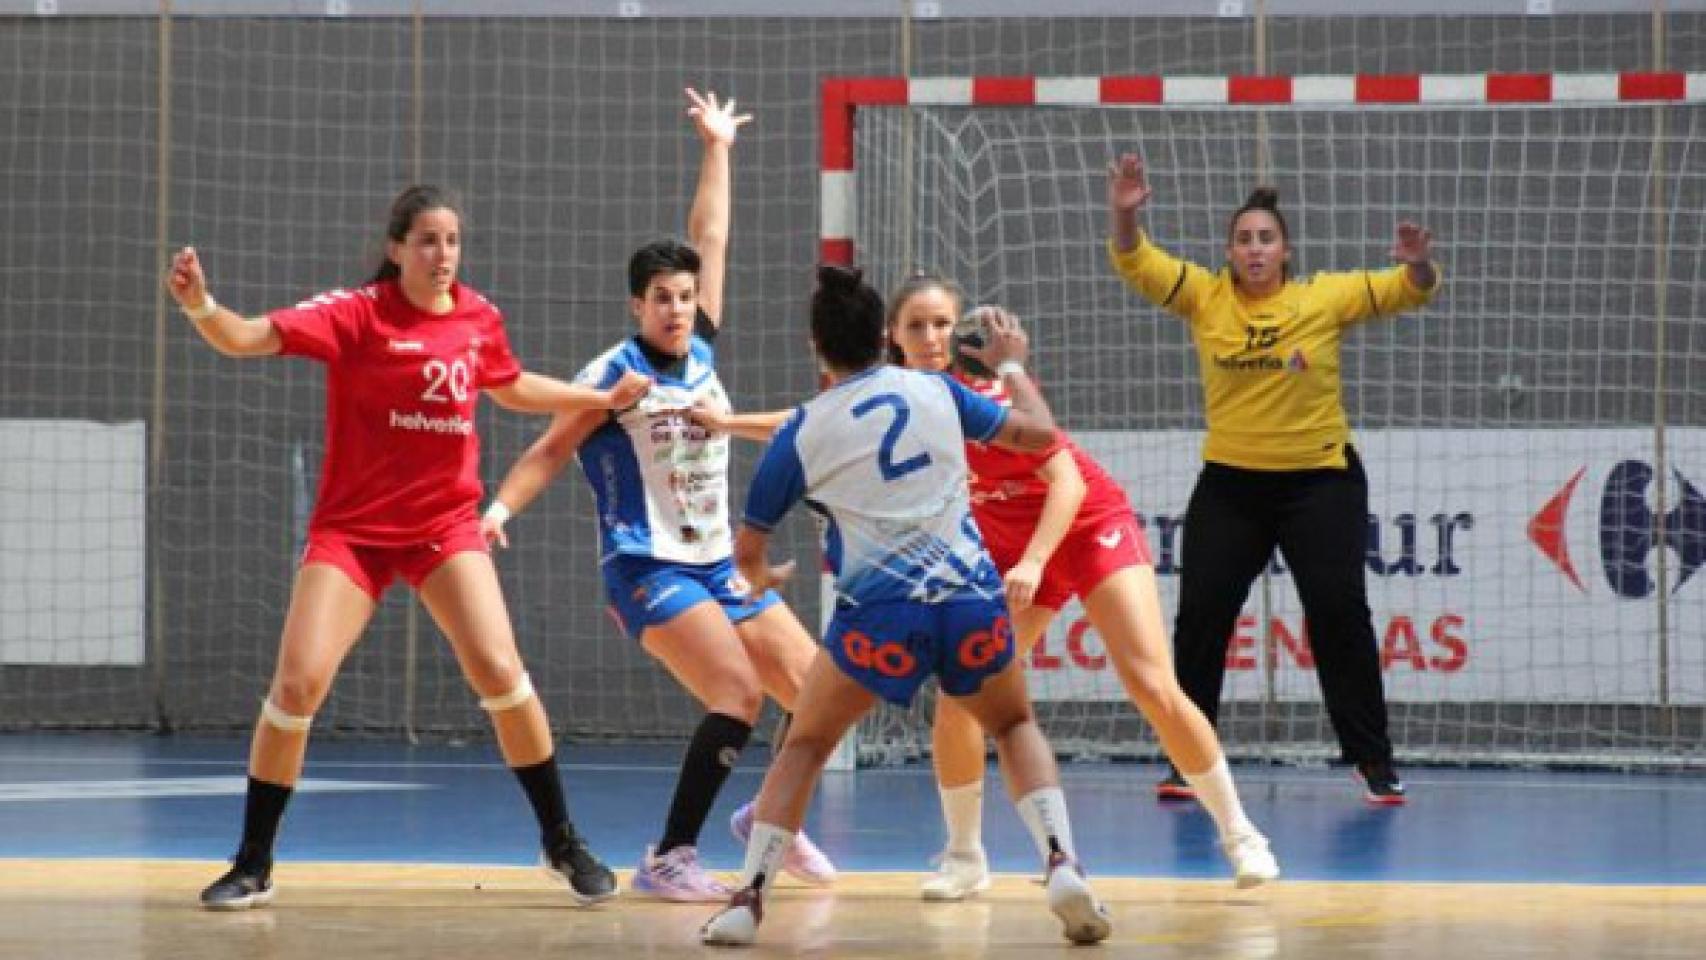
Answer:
[{"left": 3, "top": 860, "right": 1702, "bottom": 959}]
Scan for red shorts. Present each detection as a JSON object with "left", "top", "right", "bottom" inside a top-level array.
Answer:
[
  {"left": 301, "top": 521, "right": 488, "bottom": 602},
  {"left": 982, "top": 510, "right": 1152, "bottom": 611}
]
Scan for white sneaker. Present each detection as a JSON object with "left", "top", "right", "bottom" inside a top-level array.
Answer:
[
  {"left": 1044, "top": 851, "right": 1111, "bottom": 945},
  {"left": 1222, "top": 831, "right": 1280, "bottom": 889},
  {"left": 700, "top": 886, "right": 762, "bottom": 947},
  {"left": 920, "top": 848, "right": 992, "bottom": 901}
]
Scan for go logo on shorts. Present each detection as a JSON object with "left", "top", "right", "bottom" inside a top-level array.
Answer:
[
  {"left": 957, "top": 616, "right": 1011, "bottom": 670},
  {"left": 841, "top": 630, "right": 916, "bottom": 678}
]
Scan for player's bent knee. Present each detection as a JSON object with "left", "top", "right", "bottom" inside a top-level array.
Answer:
[
  {"left": 981, "top": 710, "right": 1036, "bottom": 743},
  {"left": 478, "top": 672, "right": 536, "bottom": 713},
  {"left": 270, "top": 675, "right": 329, "bottom": 714},
  {"left": 706, "top": 682, "right": 764, "bottom": 723},
  {"left": 260, "top": 697, "right": 314, "bottom": 733}
]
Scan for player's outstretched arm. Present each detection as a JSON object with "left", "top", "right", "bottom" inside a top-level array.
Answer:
[
  {"left": 164, "top": 246, "right": 282, "bottom": 358},
  {"left": 488, "top": 370, "right": 651, "bottom": 416},
  {"left": 689, "top": 404, "right": 790, "bottom": 443},
  {"left": 684, "top": 87, "right": 751, "bottom": 330}
]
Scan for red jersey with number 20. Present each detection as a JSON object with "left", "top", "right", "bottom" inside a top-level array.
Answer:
[
  {"left": 268, "top": 280, "right": 522, "bottom": 546},
  {"left": 957, "top": 372, "right": 1134, "bottom": 541}
]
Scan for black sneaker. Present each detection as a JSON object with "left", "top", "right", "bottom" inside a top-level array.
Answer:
[
  {"left": 1156, "top": 765, "right": 1196, "bottom": 802},
  {"left": 199, "top": 861, "right": 274, "bottom": 911},
  {"left": 541, "top": 824, "right": 618, "bottom": 905},
  {"left": 1356, "top": 760, "right": 1408, "bottom": 806}
]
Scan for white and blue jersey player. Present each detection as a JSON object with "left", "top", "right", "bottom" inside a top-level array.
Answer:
[
  {"left": 703, "top": 269, "right": 1110, "bottom": 948},
  {"left": 485, "top": 90, "right": 832, "bottom": 899},
  {"left": 743, "top": 363, "right": 1016, "bottom": 703},
  {"left": 573, "top": 309, "right": 782, "bottom": 636}
]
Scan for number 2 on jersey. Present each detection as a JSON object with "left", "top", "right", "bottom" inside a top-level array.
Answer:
[{"left": 851, "top": 392, "right": 932, "bottom": 482}]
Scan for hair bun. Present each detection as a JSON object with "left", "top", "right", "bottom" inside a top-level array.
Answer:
[
  {"left": 817, "top": 263, "right": 864, "bottom": 293},
  {"left": 1246, "top": 186, "right": 1281, "bottom": 210}
]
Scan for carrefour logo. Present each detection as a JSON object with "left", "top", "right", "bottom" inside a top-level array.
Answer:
[{"left": 1528, "top": 460, "right": 1706, "bottom": 599}]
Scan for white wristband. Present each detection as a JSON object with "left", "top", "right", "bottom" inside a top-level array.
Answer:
[
  {"left": 995, "top": 360, "right": 1026, "bottom": 379},
  {"left": 182, "top": 295, "right": 219, "bottom": 322},
  {"left": 483, "top": 501, "right": 512, "bottom": 525}
]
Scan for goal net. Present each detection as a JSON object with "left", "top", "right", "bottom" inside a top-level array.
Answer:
[{"left": 834, "top": 74, "right": 1706, "bottom": 767}]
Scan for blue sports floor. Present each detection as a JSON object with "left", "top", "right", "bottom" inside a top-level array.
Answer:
[{"left": 3, "top": 732, "right": 1703, "bottom": 886}]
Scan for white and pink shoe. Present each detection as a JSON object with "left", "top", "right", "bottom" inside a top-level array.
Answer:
[
  {"left": 730, "top": 801, "right": 838, "bottom": 886},
  {"left": 630, "top": 844, "right": 732, "bottom": 902}
]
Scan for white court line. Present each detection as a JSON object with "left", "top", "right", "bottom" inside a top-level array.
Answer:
[
  {"left": 0, "top": 776, "right": 430, "bottom": 803},
  {"left": 0, "top": 754, "right": 699, "bottom": 774}
]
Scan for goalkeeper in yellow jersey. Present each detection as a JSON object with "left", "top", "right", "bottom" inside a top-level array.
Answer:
[{"left": 1105, "top": 153, "right": 1439, "bottom": 805}]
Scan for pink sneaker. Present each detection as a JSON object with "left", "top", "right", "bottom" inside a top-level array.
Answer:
[
  {"left": 730, "top": 800, "right": 838, "bottom": 886},
  {"left": 630, "top": 844, "right": 732, "bottom": 902}
]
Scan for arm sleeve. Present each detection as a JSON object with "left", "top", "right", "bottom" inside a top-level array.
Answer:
[
  {"left": 939, "top": 374, "right": 1010, "bottom": 444},
  {"left": 1106, "top": 233, "right": 1216, "bottom": 322},
  {"left": 742, "top": 408, "right": 808, "bottom": 533},
  {"left": 1315, "top": 263, "right": 1443, "bottom": 327},
  {"left": 476, "top": 308, "right": 523, "bottom": 388},
  {"left": 573, "top": 352, "right": 627, "bottom": 391},
  {"left": 266, "top": 289, "right": 369, "bottom": 363}
]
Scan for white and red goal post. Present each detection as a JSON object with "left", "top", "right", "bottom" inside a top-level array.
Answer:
[
  {"left": 819, "top": 72, "right": 1706, "bottom": 768},
  {"left": 821, "top": 70, "right": 1705, "bottom": 265}
]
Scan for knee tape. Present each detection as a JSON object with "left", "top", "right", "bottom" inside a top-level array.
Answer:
[
  {"left": 479, "top": 672, "right": 536, "bottom": 713},
  {"left": 260, "top": 698, "right": 314, "bottom": 732}
]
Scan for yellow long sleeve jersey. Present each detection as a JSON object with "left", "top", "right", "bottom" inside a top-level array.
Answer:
[{"left": 1108, "top": 234, "right": 1441, "bottom": 471}]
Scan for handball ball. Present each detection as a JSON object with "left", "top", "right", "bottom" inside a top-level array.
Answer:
[{"left": 951, "top": 306, "right": 995, "bottom": 379}]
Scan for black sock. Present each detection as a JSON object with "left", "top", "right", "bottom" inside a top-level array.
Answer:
[
  {"left": 511, "top": 755, "right": 572, "bottom": 847},
  {"left": 235, "top": 776, "right": 292, "bottom": 872},
  {"left": 657, "top": 712, "right": 752, "bottom": 854}
]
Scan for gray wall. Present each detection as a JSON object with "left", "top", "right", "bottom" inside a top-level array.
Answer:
[{"left": 0, "top": 11, "right": 1700, "bottom": 753}]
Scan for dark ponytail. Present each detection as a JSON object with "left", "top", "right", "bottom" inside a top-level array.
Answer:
[
  {"left": 810, "top": 264, "right": 887, "bottom": 373},
  {"left": 368, "top": 185, "right": 462, "bottom": 284}
]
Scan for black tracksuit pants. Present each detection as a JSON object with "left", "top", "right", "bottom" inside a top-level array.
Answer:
[{"left": 1172, "top": 446, "right": 1394, "bottom": 764}]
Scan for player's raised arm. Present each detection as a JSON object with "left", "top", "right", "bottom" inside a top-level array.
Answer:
[
  {"left": 955, "top": 306, "right": 1057, "bottom": 453},
  {"left": 1106, "top": 152, "right": 1152, "bottom": 255},
  {"left": 684, "top": 87, "right": 751, "bottom": 329}
]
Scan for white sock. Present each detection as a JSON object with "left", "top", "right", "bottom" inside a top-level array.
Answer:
[
  {"left": 740, "top": 820, "right": 794, "bottom": 891},
  {"left": 939, "top": 782, "right": 985, "bottom": 856},
  {"left": 1015, "top": 786, "right": 1076, "bottom": 862},
  {"left": 1183, "top": 757, "right": 1257, "bottom": 840}
]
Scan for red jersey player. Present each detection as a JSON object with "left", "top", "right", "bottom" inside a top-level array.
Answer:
[
  {"left": 164, "top": 184, "right": 648, "bottom": 911},
  {"left": 884, "top": 277, "right": 1279, "bottom": 897}
]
